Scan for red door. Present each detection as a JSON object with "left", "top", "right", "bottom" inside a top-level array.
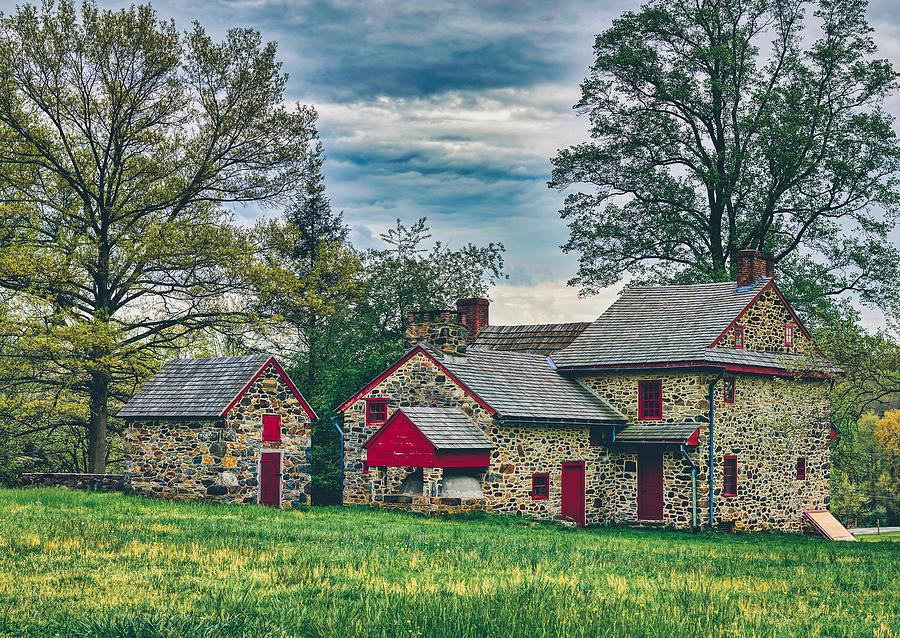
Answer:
[
  {"left": 637, "top": 450, "right": 663, "bottom": 520},
  {"left": 561, "top": 461, "right": 586, "bottom": 526},
  {"left": 259, "top": 452, "right": 281, "bottom": 507}
]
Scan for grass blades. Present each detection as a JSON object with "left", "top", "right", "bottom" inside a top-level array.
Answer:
[{"left": 1, "top": 488, "right": 897, "bottom": 638}]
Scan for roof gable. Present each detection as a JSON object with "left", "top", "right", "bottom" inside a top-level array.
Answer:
[
  {"left": 365, "top": 407, "right": 492, "bottom": 451},
  {"left": 118, "top": 355, "right": 316, "bottom": 420}
]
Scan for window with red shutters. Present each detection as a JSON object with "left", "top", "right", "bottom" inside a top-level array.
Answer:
[
  {"left": 723, "top": 456, "right": 738, "bottom": 497},
  {"left": 638, "top": 380, "right": 663, "bottom": 420},
  {"left": 723, "top": 377, "right": 735, "bottom": 404},
  {"left": 734, "top": 325, "right": 745, "bottom": 349},
  {"left": 784, "top": 322, "right": 794, "bottom": 347},
  {"left": 262, "top": 414, "right": 281, "bottom": 442},
  {"left": 531, "top": 473, "right": 549, "bottom": 500},
  {"left": 365, "top": 398, "right": 388, "bottom": 426},
  {"left": 795, "top": 457, "right": 806, "bottom": 481}
]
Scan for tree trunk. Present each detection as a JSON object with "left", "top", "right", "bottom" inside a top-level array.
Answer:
[{"left": 88, "top": 372, "right": 109, "bottom": 474}]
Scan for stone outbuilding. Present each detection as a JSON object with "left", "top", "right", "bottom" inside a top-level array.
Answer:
[
  {"left": 120, "top": 354, "right": 316, "bottom": 507},
  {"left": 338, "top": 251, "right": 842, "bottom": 532}
]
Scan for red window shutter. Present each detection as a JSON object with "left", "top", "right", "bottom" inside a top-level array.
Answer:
[
  {"left": 638, "top": 380, "right": 663, "bottom": 420},
  {"left": 795, "top": 457, "right": 806, "bottom": 481},
  {"left": 734, "top": 326, "right": 745, "bottom": 349},
  {"left": 361, "top": 461, "right": 369, "bottom": 475},
  {"left": 723, "top": 456, "right": 738, "bottom": 497},
  {"left": 365, "top": 399, "right": 388, "bottom": 426},
  {"left": 262, "top": 414, "right": 281, "bottom": 442},
  {"left": 784, "top": 322, "right": 794, "bottom": 347},
  {"left": 723, "top": 377, "right": 735, "bottom": 404},
  {"left": 531, "top": 473, "right": 549, "bottom": 500}
]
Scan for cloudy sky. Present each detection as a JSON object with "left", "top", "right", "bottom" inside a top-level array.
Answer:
[{"left": 5, "top": 0, "right": 897, "bottom": 327}]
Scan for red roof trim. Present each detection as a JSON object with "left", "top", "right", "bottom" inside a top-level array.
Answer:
[
  {"left": 336, "top": 346, "right": 496, "bottom": 415},
  {"left": 558, "top": 359, "right": 831, "bottom": 379},
  {"left": 221, "top": 356, "right": 318, "bottom": 421},
  {"left": 363, "top": 409, "right": 410, "bottom": 450},
  {"left": 710, "top": 280, "right": 811, "bottom": 348}
]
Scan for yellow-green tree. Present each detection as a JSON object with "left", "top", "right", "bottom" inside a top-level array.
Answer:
[{"left": 0, "top": 2, "right": 316, "bottom": 472}]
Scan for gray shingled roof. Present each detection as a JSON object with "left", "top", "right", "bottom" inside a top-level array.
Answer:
[
  {"left": 614, "top": 423, "right": 700, "bottom": 443},
  {"left": 433, "top": 347, "right": 626, "bottom": 425},
  {"left": 550, "top": 279, "right": 826, "bottom": 371},
  {"left": 118, "top": 354, "right": 272, "bottom": 418},
  {"left": 472, "top": 322, "right": 591, "bottom": 355},
  {"left": 396, "top": 407, "right": 493, "bottom": 449}
]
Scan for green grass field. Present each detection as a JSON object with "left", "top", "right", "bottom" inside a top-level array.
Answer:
[{"left": 1, "top": 489, "right": 897, "bottom": 638}]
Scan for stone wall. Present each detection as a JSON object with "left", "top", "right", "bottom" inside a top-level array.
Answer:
[
  {"left": 125, "top": 362, "right": 312, "bottom": 507},
  {"left": 716, "top": 288, "right": 812, "bottom": 354},
  {"left": 580, "top": 371, "right": 831, "bottom": 531},
  {"left": 343, "top": 351, "right": 831, "bottom": 531},
  {"left": 22, "top": 473, "right": 125, "bottom": 491}
]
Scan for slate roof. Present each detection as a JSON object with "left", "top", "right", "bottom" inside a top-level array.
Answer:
[
  {"left": 397, "top": 407, "right": 493, "bottom": 449},
  {"left": 118, "top": 354, "right": 272, "bottom": 418},
  {"left": 614, "top": 423, "right": 700, "bottom": 443},
  {"left": 471, "top": 322, "right": 591, "bottom": 355},
  {"left": 550, "top": 279, "right": 835, "bottom": 373},
  {"left": 434, "top": 347, "right": 626, "bottom": 425}
]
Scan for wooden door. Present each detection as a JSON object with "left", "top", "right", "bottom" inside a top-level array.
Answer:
[
  {"left": 637, "top": 450, "right": 663, "bottom": 520},
  {"left": 259, "top": 451, "right": 282, "bottom": 507},
  {"left": 561, "top": 461, "right": 586, "bottom": 527}
]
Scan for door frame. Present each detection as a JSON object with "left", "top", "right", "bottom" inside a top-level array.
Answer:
[
  {"left": 561, "top": 460, "right": 586, "bottom": 527},
  {"left": 637, "top": 449, "right": 664, "bottom": 521},
  {"left": 258, "top": 449, "right": 284, "bottom": 507}
]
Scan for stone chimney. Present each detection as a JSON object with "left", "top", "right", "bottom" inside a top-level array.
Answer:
[
  {"left": 736, "top": 249, "right": 774, "bottom": 288},
  {"left": 404, "top": 309, "right": 468, "bottom": 358},
  {"left": 456, "top": 298, "right": 489, "bottom": 339}
]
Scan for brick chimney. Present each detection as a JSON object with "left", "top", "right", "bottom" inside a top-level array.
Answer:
[
  {"left": 735, "top": 249, "right": 774, "bottom": 288},
  {"left": 456, "top": 298, "right": 489, "bottom": 339}
]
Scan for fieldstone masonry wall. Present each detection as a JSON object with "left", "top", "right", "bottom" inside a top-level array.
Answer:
[
  {"left": 343, "top": 291, "right": 831, "bottom": 532},
  {"left": 125, "top": 362, "right": 312, "bottom": 507},
  {"left": 716, "top": 289, "right": 812, "bottom": 354}
]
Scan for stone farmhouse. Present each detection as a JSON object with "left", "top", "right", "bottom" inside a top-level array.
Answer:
[
  {"left": 120, "top": 354, "right": 316, "bottom": 508},
  {"left": 337, "top": 250, "right": 840, "bottom": 531}
]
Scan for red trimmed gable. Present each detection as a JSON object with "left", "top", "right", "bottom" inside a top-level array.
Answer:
[
  {"left": 364, "top": 410, "right": 491, "bottom": 468},
  {"left": 336, "top": 346, "right": 496, "bottom": 416},
  {"left": 710, "top": 280, "right": 811, "bottom": 348},
  {"left": 221, "top": 356, "right": 318, "bottom": 421}
]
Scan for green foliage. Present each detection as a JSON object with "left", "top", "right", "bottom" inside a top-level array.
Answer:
[
  {"left": 1, "top": 488, "right": 898, "bottom": 637},
  {"left": 551, "top": 0, "right": 900, "bottom": 322},
  {"left": 0, "top": 1, "right": 317, "bottom": 472},
  {"left": 830, "top": 412, "right": 900, "bottom": 524}
]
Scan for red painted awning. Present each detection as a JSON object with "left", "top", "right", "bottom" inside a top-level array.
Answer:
[{"left": 364, "top": 407, "right": 492, "bottom": 468}]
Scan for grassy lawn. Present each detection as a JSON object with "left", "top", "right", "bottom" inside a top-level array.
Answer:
[{"left": 1, "top": 489, "right": 897, "bottom": 638}]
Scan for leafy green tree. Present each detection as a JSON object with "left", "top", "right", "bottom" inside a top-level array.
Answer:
[
  {"left": 550, "top": 0, "right": 900, "bottom": 321},
  {"left": 0, "top": 1, "right": 316, "bottom": 472}
]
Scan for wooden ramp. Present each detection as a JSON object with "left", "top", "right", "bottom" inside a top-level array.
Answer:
[{"left": 803, "top": 510, "right": 857, "bottom": 541}]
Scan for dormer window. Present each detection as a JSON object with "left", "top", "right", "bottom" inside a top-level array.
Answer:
[
  {"left": 734, "top": 325, "right": 745, "bottom": 349},
  {"left": 784, "top": 322, "right": 794, "bottom": 347},
  {"left": 365, "top": 398, "right": 388, "bottom": 426}
]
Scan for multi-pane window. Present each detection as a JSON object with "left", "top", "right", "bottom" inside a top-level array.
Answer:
[
  {"left": 723, "top": 377, "right": 735, "bottom": 404},
  {"left": 262, "top": 414, "right": 281, "bottom": 442},
  {"left": 734, "top": 325, "right": 745, "bottom": 349},
  {"left": 784, "top": 322, "right": 794, "bottom": 347},
  {"left": 638, "top": 380, "right": 663, "bottom": 420},
  {"left": 365, "top": 399, "right": 388, "bottom": 425},
  {"left": 531, "top": 473, "right": 549, "bottom": 500},
  {"left": 723, "top": 456, "right": 738, "bottom": 497},
  {"left": 795, "top": 457, "right": 806, "bottom": 481}
]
